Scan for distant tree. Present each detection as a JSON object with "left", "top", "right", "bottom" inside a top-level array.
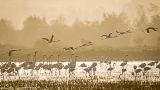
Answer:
[
  {"left": 135, "top": 10, "right": 149, "bottom": 32},
  {"left": 20, "top": 16, "right": 50, "bottom": 46},
  {"left": 0, "top": 19, "right": 17, "bottom": 44},
  {"left": 100, "top": 12, "right": 129, "bottom": 32}
]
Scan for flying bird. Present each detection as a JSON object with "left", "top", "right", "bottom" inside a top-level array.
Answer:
[
  {"left": 42, "top": 34, "right": 60, "bottom": 43},
  {"left": 116, "top": 30, "right": 131, "bottom": 35},
  {"left": 145, "top": 27, "right": 158, "bottom": 33},
  {"left": 101, "top": 33, "right": 117, "bottom": 39},
  {"left": 63, "top": 47, "right": 77, "bottom": 51},
  {"left": 8, "top": 49, "right": 21, "bottom": 56},
  {"left": 79, "top": 41, "right": 94, "bottom": 48}
]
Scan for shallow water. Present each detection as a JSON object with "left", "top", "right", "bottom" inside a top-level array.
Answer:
[{"left": 0, "top": 60, "right": 160, "bottom": 82}]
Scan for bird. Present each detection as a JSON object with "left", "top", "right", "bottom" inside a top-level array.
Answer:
[
  {"left": 79, "top": 63, "right": 87, "bottom": 67},
  {"left": 42, "top": 34, "right": 60, "bottom": 43},
  {"left": 8, "top": 49, "right": 21, "bottom": 56},
  {"left": 133, "top": 65, "right": 137, "bottom": 70},
  {"left": 107, "top": 63, "right": 116, "bottom": 71},
  {"left": 144, "top": 66, "right": 151, "bottom": 71},
  {"left": 79, "top": 41, "right": 94, "bottom": 48},
  {"left": 101, "top": 33, "right": 117, "bottom": 39},
  {"left": 145, "top": 27, "right": 158, "bottom": 33},
  {"left": 135, "top": 69, "right": 142, "bottom": 74},
  {"left": 63, "top": 47, "right": 76, "bottom": 51},
  {"left": 116, "top": 31, "right": 126, "bottom": 35},
  {"left": 156, "top": 63, "right": 160, "bottom": 69},
  {"left": 90, "top": 62, "right": 97, "bottom": 68},
  {"left": 139, "top": 63, "right": 146, "bottom": 68},
  {"left": 116, "top": 30, "right": 131, "bottom": 35},
  {"left": 120, "top": 61, "right": 128, "bottom": 67},
  {"left": 148, "top": 61, "right": 156, "bottom": 66}
]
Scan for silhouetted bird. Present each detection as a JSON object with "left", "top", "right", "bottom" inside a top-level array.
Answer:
[
  {"left": 139, "top": 63, "right": 146, "bottom": 68},
  {"left": 42, "top": 34, "right": 60, "bottom": 43},
  {"left": 133, "top": 65, "right": 137, "bottom": 70},
  {"left": 120, "top": 61, "right": 127, "bottom": 67},
  {"left": 63, "top": 47, "right": 76, "bottom": 51},
  {"left": 116, "top": 30, "right": 131, "bottom": 35},
  {"left": 148, "top": 62, "right": 156, "bottom": 66},
  {"left": 79, "top": 41, "right": 94, "bottom": 47},
  {"left": 8, "top": 49, "right": 21, "bottom": 56},
  {"left": 145, "top": 27, "right": 158, "bottom": 33},
  {"left": 79, "top": 63, "right": 87, "bottom": 67},
  {"left": 101, "top": 33, "right": 117, "bottom": 39},
  {"left": 135, "top": 69, "right": 142, "bottom": 74},
  {"left": 144, "top": 66, "right": 151, "bottom": 71}
]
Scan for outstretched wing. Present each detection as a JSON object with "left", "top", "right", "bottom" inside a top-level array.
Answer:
[
  {"left": 145, "top": 28, "right": 150, "bottom": 33},
  {"left": 50, "top": 35, "right": 54, "bottom": 41},
  {"left": 8, "top": 50, "right": 18, "bottom": 56},
  {"left": 42, "top": 38, "right": 50, "bottom": 41}
]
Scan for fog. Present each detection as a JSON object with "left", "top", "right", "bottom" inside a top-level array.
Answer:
[{"left": 0, "top": 0, "right": 160, "bottom": 60}]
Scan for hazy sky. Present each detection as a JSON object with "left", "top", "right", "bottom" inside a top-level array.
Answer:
[{"left": 0, "top": 0, "right": 159, "bottom": 29}]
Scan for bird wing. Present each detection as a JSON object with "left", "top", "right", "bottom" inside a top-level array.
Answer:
[
  {"left": 42, "top": 38, "right": 50, "bottom": 41},
  {"left": 9, "top": 50, "right": 18, "bottom": 56},
  {"left": 146, "top": 29, "right": 150, "bottom": 33},
  {"left": 50, "top": 35, "right": 54, "bottom": 41}
]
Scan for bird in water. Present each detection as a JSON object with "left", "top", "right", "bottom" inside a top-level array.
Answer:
[
  {"left": 145, "top": 27, "right": 158, "bottom": 33},
  {"left": 42, "top": 34, "right": 60, "bottom": 43}
]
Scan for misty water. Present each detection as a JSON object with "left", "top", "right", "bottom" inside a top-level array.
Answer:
[{"left": 0, "top": 61, "right": 160, "bottom": 82}]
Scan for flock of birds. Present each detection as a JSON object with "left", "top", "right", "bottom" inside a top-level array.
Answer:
[
  {"left": 41, "top": 26, "right": 158, "bottom": 51},
  {"left": 6, "top": 26, "right": 158, "bottom": 57},
  {"left": 0, "top": 26, "right": 159, "bottom": 81},
  {"left": 0, "top": 57, "right": 160, "bottom": 82}
]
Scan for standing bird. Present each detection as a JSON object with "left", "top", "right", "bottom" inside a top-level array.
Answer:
[
  {"left": 120, "top": 61, "right": 128, "bottom": 68},
  {"left": 145, "top": 27, "right": 158, "bottom": 33},
  {"left": 107, "top": 63, "right": 116, "bottom": 75},
  {"left": 79, "top": 63, "right": 87, "bottom": 67},
  {"left": 156, "top": 63, "right": 160, "bottom": 75},
  {"left": 139, "top": 63, "right": 146, "bottom": 68},
  {"left": 42, "top": 34, "right": 60, "bottom": 43},
  {"left": 148, "top": 61, "right": 156, "bottom": 66}
]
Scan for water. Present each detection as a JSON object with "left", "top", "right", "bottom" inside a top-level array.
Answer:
[{"left": 0, "top": 60, "right": 160, "bottom": 82}]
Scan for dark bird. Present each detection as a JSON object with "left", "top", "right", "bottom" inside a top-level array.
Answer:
[
  {"left": 144, "top": 66, "right": 151, "bottom": 71},
  {"left": 84, "top": 67, "right": 92, "bottom": 73},
  {"left": 145, "top": 27, "right": 158, "bottom": 33},
  {"left": 116, "top": 30, "right": 131, "bottom": 35},
  {"left": 120, "top": 61, "right": 128, "bottom": 67},
  {"left": 90, "top": 62, "right": 97, "bottom": 68},
  {"left": 156, "top": 63, "right": 160, "bottom": 69},
  {"left": 148, "top": 62, "right": 156, "bottom": 66},
  {"left": 101, "top": 33, "right": 117, "bottom": 39},
  {"left": 79, "top": 63, "right": 87, "bottom": 67},
  {"left": 8, "top": 49, "right": 21, "bottom": 56},
  {"left": 63, "top": 47, "right": 76, "bottom": 51},
  {"left": 133, "top": 65, "right": 137, "bottom": 70},
  {"left": 139, "top": 63, "right": 146, "bottom": 68},
  {"left": 122, "top": 68, "right": 127, "bottom": 73},
  {"left": 42, "top": 34, "right": 60, "bottom": 43},
  {"left": 79, "top": 41, "right": 94, "bottom": 48},
  {"left": 135, "top": 69, "right": 142, "bottom": 74}
]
